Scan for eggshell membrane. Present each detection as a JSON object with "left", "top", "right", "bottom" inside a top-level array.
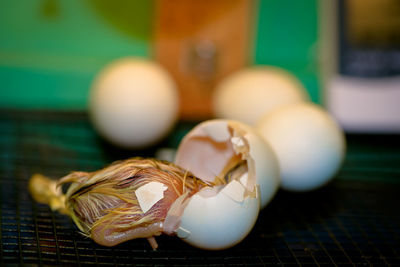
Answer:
[
  {"left": 175, "top": 119, "right": 280, "bottom": 208},
  {"left": 256, "top": 103, "right": 346, "bottom": 191},
  {"left": 89, "top": 57, "right": 179, "bottom": 149},
  {"left": 212, "top": 66, "right": 309, "bottom": 125}
]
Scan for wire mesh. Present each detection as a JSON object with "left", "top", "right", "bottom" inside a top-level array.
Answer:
[{"left": 0, "top": 110, "right": 399, "bottom": 266}]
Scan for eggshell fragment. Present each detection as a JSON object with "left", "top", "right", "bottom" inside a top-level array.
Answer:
[
  {"left": 256, "top": 103, "right": 346, "bottom": 191},
  {"left": 220, "top": 180, "right": 245, "bottom": 202},
  {"left": 173, "top": 119, "right": 280, "bottom": 250},
  {"left": 135, "top": 181, "right": 168, "bottom": 213}
]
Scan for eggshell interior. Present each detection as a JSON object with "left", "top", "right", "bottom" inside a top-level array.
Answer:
[
  {"left": 175, "top": 119, "right": 280, "bottom": 208},
  {"left": 174, "top": 121, "right": 238, "bottom": 184}
]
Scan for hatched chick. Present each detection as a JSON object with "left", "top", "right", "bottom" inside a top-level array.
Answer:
[{"left": 29, "top": 158, "right": 206, "bottom": 249}]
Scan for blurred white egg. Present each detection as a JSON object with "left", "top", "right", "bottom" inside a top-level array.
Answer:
[
  {"left": 173, "top": 119, "right": 280, "bottom": 249},
  {"left": 212, "top": 66, "right": 309, "bottom": 125},
  {"left": 256, "top": 103, "right": 346, "bottom": 192},
  {"left": 89, "top": 57, "right": 179, "bottom": 149}
]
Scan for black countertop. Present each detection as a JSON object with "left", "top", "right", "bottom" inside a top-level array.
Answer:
[{"left": 1, "top": 110, "right": 399, "bottom": 266}]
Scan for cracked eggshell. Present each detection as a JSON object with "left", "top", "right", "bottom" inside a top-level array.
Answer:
[
  {"left": 175, "top": 119, "right": 280, "bottom": 209},
  {"left": 177, "top": 186, "right": 260, "bottom": 250},
  {"left": 174, "top": 120, "right": 280, "bottom": 250}
]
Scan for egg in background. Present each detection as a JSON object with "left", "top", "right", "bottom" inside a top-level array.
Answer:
[
  {"left": 256, "top": 103, "right": 346, "bottom": 192},
  {"left": 89, "top": 57, "right": 179, "bottom": 149},
  {"left": 212, "top": 66, "right": 309, "bottom": 125}
]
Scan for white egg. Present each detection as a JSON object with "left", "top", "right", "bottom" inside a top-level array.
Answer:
[
  {"left": 256, "top": 103, "right": 346, "bottom": 192},
  {"left": 176, "top": 185, "right": 260, "bottom": 250},
  {"left": 173, "top": 119, "right": 280, "bottom": 250},
  {"left": 89, "top": 57, "right": 179, "bottom": 149},
  {"left": 212, "top": 66, "right": 309, "bottom": 125}
]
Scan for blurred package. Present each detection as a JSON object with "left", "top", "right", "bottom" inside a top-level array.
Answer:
[
  {"left": 154, "top": 0, "right": 254, "bottom": 119},
  {"left": 320, "top": 0, "right": 400, "bottom": 133}
]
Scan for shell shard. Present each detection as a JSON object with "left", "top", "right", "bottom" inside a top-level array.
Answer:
[{"left": 135, "top": 181, "right": 168, "bottom": 213}]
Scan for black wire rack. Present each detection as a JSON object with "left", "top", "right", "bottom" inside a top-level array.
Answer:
[{"left": 0, "top": 110, "right": 399, "bottom": 266}]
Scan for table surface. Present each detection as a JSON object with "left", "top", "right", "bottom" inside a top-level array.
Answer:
[{"left": 0, "top": 110, "right": 399, "bottom": 266}]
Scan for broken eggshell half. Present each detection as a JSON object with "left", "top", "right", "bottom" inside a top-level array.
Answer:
[{"left": 172, "top": 119, "right": 280, "bottom": 250}]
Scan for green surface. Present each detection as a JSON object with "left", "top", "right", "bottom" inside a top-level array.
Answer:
[
  {"left": 0, "top": 0, "right": 152, "bottom": 110},
  {"left": 0, "top": 0, "right": 319, "bottom": 110},
  {"left": 254, "top": 0, "right": 320, "bottom": 103}
]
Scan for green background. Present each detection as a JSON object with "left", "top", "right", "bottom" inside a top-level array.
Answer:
[{"left": 0, "top": 0, "right": 319, "bottom": 111}]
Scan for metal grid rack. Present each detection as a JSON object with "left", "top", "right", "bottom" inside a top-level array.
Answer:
[{"left": 0, "top": 110, "right": 399, "bottom": 266}]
